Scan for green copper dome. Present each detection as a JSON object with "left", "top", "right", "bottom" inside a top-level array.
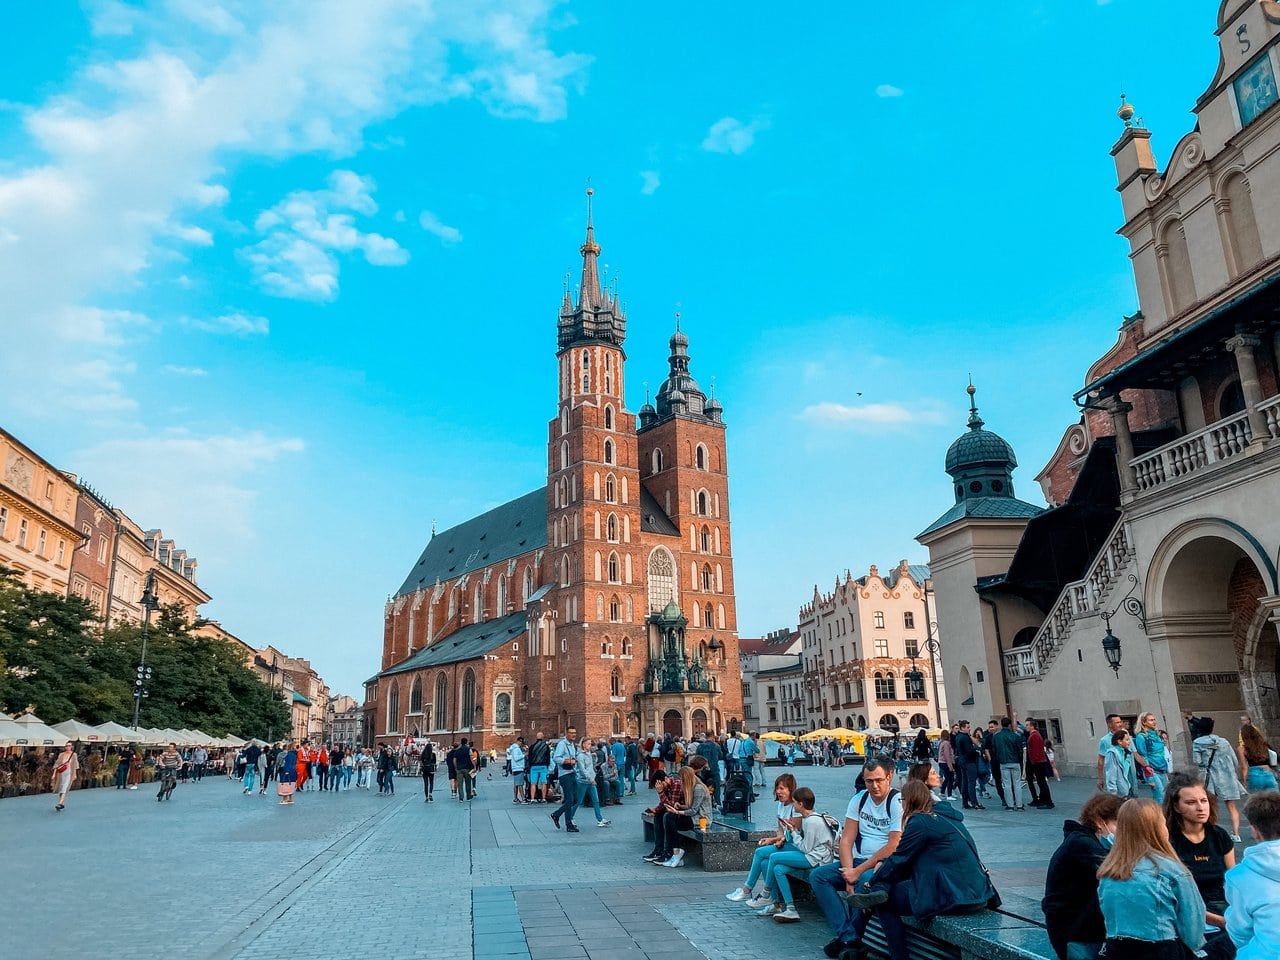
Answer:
[{"left": 943, "top": 384, "right": 1018, "bottom": 503}]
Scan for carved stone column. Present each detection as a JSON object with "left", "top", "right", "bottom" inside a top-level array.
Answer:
[
  {"left": 1106, "top": 397, "right": 1139, "bottom": 499},
  {"left": 1226, "top": 334, "right": 1269, "bottom": 444}
]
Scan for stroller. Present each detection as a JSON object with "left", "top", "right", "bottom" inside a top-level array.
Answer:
[{"left": 720, "top": 769, "right": 755, "bottom": 819}]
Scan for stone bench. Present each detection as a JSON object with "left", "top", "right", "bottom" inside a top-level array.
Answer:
[
  {"left": 857, "top": 891, "right": 1054, "bottom": 960},
  {"left": 640, "top": 810, "right": 761, "bottom": 871}
]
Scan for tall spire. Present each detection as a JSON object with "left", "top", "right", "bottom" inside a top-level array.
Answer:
[
  {"left": 966, "top": 378, "right": 984, "bottom": 430},
  {"left": 579, "top": 185, "right": 601, "bottom": 309}
]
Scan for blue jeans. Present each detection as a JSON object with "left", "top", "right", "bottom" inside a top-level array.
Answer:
[
  {"left": 580, "top": 782, "right": 603, "bottom": 821},
  {"left": 745, "top": 841, "right": 800, "bottom": 890},
  {"left": 624, "top": 763, "right": 638, "bottom": 791},
  {"left": 1145, "top": 769, "right": 1169, "bottom": 805},
  {"left": 767, "top": 850, "right": 813, "bottom": 904},
  {"left": 811, "top": 858, "right": 873, "bottom": 943},
  {"left": 383, "top": 769, "right": 395, "bottom": 794},
  {"left": 243, "top": 765, "right": 257, "bottom": 792},
  {"left": 1248, "top": 766, "right": 1278, "bottom": 792},
  {"left": 554, "top": 773, "right": 580, "bottom": 826}
]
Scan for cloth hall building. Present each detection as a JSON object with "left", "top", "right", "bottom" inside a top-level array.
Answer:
[{"left": 365, "top": 202, "right": 744, "bottom": 750}]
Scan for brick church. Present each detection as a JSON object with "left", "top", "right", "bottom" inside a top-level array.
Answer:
[{"left": 366, "top": 194, "right": 744, "bottom": 751}]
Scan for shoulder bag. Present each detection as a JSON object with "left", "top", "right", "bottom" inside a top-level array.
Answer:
[{"left": 937, "top": 815, "right": 1002, "bottom": 910}]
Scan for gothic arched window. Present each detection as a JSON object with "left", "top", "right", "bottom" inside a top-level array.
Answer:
[
  {"left": 697, "top": 490, "right": 709, "bottom": 515},
  {"left": 608, "top": 552, "right": 620, "bottom": 583},
  {"left": 523, "top": 568, "right": 533, "bottom": 602},
  {"left": 610, "top": 595, "right": 621, "bottom": 622},
  {"left": 460, "top": 669, "right": 476, "bottom": 730},
  {"left": 496, "top": 575, "right": 507, "bottom": 615},
  {"left": 409, "top": 677, "right": 423, "bottom": 714},
  {"left": 652, "top": 448, "right": 663, "bottom": 474},
  {"left": 611, "top": 668, "right": 622, "bottom": 697},
  {"left": 604, "top": 405, "right": 614, "bottom": 430},
  {"left": 434, "top": 673, "right": 448, "bottom": 730},
  {"left": 696, "top": 444, "right": 707, "bottom": 470},
  {"left": 701, "top": 564, "right": 712, "bottom": 591},
  {"left": 647, "top": 547, "right": 676, "bottom": 612},
  {"left": 581, "top": 350, "right": 591, "bottom": 392},
  {"left": 605, "top": 475, "right": 616, "bottom": 503},
  {"left": 700, "top": 525, "right": 711, "bottom": 553},
  {"left": 387, "top": 683, "right": 400, "bottom": 733},
  {"left": 703, "top": 603, "right": 713, "bottom": 627},
  {"left": 603, "top": 439, "right": 614, "bottom": 465},
  {"left": 606, "top": 513, "right": 618, "bottom": 542}
]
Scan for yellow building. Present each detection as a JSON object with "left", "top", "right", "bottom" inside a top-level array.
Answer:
[{"left": 0, "top": 428, "right": 81, "bottom": 594}]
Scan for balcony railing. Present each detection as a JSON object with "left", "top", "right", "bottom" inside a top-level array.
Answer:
[
  {"left": 1131, "top": 394, "right": 1280, "bottom": 495},
  {"left": 1003, "top": 516, "right": 1134, "bottom": 682}
]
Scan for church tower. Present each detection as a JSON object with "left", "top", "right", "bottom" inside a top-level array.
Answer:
[{"left": 545, "top": 190, "right": 647, "bottom": 731}]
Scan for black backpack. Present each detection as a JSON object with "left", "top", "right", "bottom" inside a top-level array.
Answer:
[{"left": 661, "top": 739, "right": 676, "bottom": 761}]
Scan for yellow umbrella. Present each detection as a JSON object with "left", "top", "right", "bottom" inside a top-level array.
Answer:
[
  {"left": 759, "top": 731, "right": 795, "bottom": 742},
  {"left": 800, "top": 728, "right": 833, "bottom": 741},
  {"left": 828, "top": 726, "right": 860, "bottom": 740}
]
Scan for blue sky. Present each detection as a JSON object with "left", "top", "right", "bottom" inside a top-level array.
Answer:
[{"left": 0, "top": 1, "right": 1217, "bottom": 697}]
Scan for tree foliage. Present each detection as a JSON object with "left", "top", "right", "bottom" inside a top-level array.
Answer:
[{"left": 0, "top": 568, "right": 288, "bottom": 738}]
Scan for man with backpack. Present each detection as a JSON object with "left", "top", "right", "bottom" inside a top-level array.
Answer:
[
  {"left": 527, "top": 732, "right": 551, "bottom": 803},
  {"left": 810, "top": 759, "right": 903, "bottom": 960},
  {"left": 452, "top": 739, "right": 476, "bottom": 801}
]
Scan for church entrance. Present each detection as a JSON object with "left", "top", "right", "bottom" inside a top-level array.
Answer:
[
  {"left": 691, "top": 709, "right": 708, "bottom": 736},
  {"left": 1152, "top": 523, "right": 1280, "bottom": 750},
  {"left": 663, "top": 709, "right": 683, "bottom": 738}
]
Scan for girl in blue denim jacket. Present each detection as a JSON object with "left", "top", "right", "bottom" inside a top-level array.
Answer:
[{"left": 1098, "top": 798, "right": 1206, "bottom": 959}]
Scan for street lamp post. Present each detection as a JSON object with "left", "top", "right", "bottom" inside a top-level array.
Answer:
[
  {"left": 130, "top": 571, "right": 160, "bottom": 730},
  {"left": 905, "top": 630, "right": 942, "bottom": 729}
]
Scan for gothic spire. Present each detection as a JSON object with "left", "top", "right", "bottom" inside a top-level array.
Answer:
[{"left": 578, "top": 186, "right": 601, "bottom": 309}]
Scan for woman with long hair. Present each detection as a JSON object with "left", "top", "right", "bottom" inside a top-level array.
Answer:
[
  {"left": 1098, "top": 798, "right": 1206, "bottom": 958},
  {"left": 912, "top": 730, "right": 932, "bottom": 764},
  {"left": 937, "top": 732, "right": 956, "bottom": 799},
  {"left": 1237, "top": 721, "right": 1277, "bottom": 793},
  {"left": 1163, "top": 774, "right": 1236, "bottom": 957},
  {"left": 1041, "top": 792, "right": 1125, "bottom": 960},
  {"left": 844, "top": 781, "right": 996, "bottom": 960},
  {"left": 1134, "top": 712, "right": 1171, "bottom": 805},
  {"left": 421, "top": 743, "right": 437, "bottom": 802},
  {"left": 276, "top": 741, "right": 299, "bottom": 806},
  {"left": 724, "top": 773, "right": 798, "bottom": 905}
]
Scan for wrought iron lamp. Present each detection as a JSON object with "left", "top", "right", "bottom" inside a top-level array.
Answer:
[{"left": 1098, "top": 574, "right": 1147, "bottom": 677}]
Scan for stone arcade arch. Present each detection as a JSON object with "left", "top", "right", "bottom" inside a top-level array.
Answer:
[{"left": 1146, "top": 519, "right": 1280, "bottom": 747}]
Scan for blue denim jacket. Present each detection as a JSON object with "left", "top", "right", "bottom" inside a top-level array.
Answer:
[{"left": 1098, "top": 854, "right": 1205, "bottom": 951}]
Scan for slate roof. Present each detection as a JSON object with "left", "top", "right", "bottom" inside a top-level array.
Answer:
[
  {"left": 916, "top": 497, "right": 1043, "bottom": 539},
  {"left": 396, "top": 489, "right": 547, "bottom": 597},
  {"left": 755, "top": 658, "right": 802, "bottom": 678},
  {"left": 883, "top": 563, "right": 931, "bottom": 588},
  {"left": 639, "top": 485, "right": 680, "bottom": 536},
  {"left": 379, "top": 610, "right": 529, "bottom": 677}
]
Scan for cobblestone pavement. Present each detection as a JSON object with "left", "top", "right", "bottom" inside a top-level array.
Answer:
[{"left": 0, "top": 762, "right": 1166, "bottom": 960}]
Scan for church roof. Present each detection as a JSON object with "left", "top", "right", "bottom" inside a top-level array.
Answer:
[
  {"left": 916, "top": 496, "right": 1043, "bottom": 539},
  {"left": 379, "top": 609, "right": 528, "bottom": 677},
  {"left": 395, "top": 489, "right": 547, "bottom": 597},
  {"left": 639, "top": 485, "right": 680, "bottom": 536}
]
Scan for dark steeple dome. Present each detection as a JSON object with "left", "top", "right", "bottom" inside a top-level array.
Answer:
[
  {"left": 557, "top": 187, "right": 626, "bottom": 353},
  {"left": 944, "top": 383, "right": 1018, "bottom": 503},
  {"left": 654, "top": 315, "right": 707, "bottom": 418}
]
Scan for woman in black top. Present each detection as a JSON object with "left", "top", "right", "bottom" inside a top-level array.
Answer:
[
  {"left": 912, "top": 730, "right": 932, "bottom": 763},
  {"left": 421, "top": 744, "right": 437, "bottom": 802},
  {"left": 1041, "top": 792, "right": 1124, "bottom": 960},
  {"left": 1163, "top": 773, "right": 1236, "bottom": 958}
]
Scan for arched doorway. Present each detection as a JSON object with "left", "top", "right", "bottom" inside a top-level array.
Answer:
[
  {"left": 1149, "top": 522, "right": 1280, "bottom": 749},
  {"left": 691, "top": 709, "right": 708, "bottom": 736},
  {"left": 663, "top": 709, "right": 683, "bottom": 738}
]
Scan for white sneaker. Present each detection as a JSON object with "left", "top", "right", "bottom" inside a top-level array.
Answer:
[
  {"left": 755, "top": 903, "right": 779, "bottom": 917},
  {"left": 1231, "top": 833, "right": 1243, "bottom": 843},
  {"left": 745, "top": 895, "right": 772, "bottom": 909},
  {"left": 663, "top": 851, "right": 686, "bottom": 868},
  {"left": 597, "top": 819, "right": 610, "bottom": 827},
  {"left": 725, "top": 888, "right": 751, "bottom": 902},
  {"left": 773, "top": 905, "right": 800, "bottom": 923}
]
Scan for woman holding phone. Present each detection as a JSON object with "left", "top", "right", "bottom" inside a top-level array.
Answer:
[{"left": 723, "top": 773, "right": 798, "bottom": 907}]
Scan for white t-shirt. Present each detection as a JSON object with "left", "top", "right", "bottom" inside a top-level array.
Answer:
[
  {"left": 776, "top": 799, "right": 796, "bottom": 839},
  {"left": 843, "top": 789, "right": 902, "bottom": 856}
]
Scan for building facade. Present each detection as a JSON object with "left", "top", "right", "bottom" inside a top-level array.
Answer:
[
  {"left": 329, "top": 695, "right": 362, "bottom": 747},
  {"left": 798, "top": 561, "right": 947, "bottom": 733},
  {"left": 919, "top": 1, "right": 1280, "bottom": 775},
  {"left": 67, "top": 480, "right": 114, "bottom": 618},
  {"left": 368, "top": 199, "right": 745, "bottom": 750},
  {"left": 755, "top": 659, "right": 806, "bottom": 737},
  {"left": 739, "top": 629, "right": 802, "bottom": 732},
  {"left": 0, "top": 428, "right": 81, "bottom": 594}
]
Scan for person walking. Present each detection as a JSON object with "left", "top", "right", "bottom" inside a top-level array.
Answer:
[
  {"left": 624, "top": 736, "right": 640, "bottom": 796},
  {"left": 1097, "top": 798, "right": 1206, "bottom": 959},
  {"left": 526, "top": 732, "right": 550, "bottom": 803},
  {"left": 550, "top": 725, "right": 581, "bottom": 833},
  {"left": 277, "top": 742, "right": 298, "bottom": 805},
  {"left": 113, "top": 748, "right": 130, "bottom": 790},
  {"left": 1237, "top": 721, "right": 1278, "bottom": 793},
  {"left": 453, "top": 739, "right": 476, "bottom": 801},
  {"left": 1194, "top": 718, "right": 1245, "bottom": 841},
  {"left": 192, "top": 743, "right": 208, "bottom": 782},
  {"left": 1133, "top": 712, "right": 1171, "bottom": 805},
  {"left": 937, "top": 731, "right": 956, "bottom": 799},
  {"left": 421, "top": 743, "right": 437, "bottom": 802},
  {"left": 357, "top": 747, "right": 374, "bottom": 790},
  {"left": 126, "top": 745, "right": 143, "bottom": 789},
  {"left": 261, "top": 743, "right": 277, "bottom": 794},
  {"left": 1095, "top": 714, "right": 1127, "bottom": 792},
  {"left": 576, "top": 737, "right": 610, "bottom": 827},
  {"left": 1026, "top": 718, "right": 1055, "bottom": 809},
  {"left": 243, "top": 742, "right": 262, "bottom": 795},
  {"left": 51, "top": 743, "right": 79, "bottom": 812},
  {"left": 379, "top": 746, "right": 397, "bottom": 795}
]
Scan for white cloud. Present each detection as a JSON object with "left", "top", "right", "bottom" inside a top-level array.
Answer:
[
  {"left": 800, "top": 401, "right": 945, "bottom": 429},
  {"left": 75, "top": 430, "right": 305, "bottom": 544},
  {"left": 639, "top": 170, "right": 660, "bottom": 195},
  {"left": 243, "top": 170, "right": 408, "bottom": 300},
  {"left": 162, "top": 364, "right": 208, "bottom": 377},
  {"left": 701, "top": 116, "right": 769, "bottom": 155},
  {"left": 419, "top": 210, "right": 463, "bottom": 245},
  {"left": 0, "top": 1, "right": 589, "bottom": 417},
  {"left": 875, "top": 84, "right": 904, "bottom": 98},
  {"left": 185, "top": 311, "right": 269, "bottom": 336}
]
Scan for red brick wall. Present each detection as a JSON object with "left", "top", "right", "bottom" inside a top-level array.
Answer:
[{"left": 68, "top": 492, "right": 112, "bottom": 616}]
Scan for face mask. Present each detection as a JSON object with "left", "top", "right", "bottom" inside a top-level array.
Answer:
[{"left": 1101, "top": 832, "right": 1116, "bottom": 848}]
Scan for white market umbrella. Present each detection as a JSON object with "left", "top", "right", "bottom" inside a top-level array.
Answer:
[
  {"left": 0, "top": 718, "right": 23, "bottom": 747},
  {"left": 95, "top": 721, "right": 140, "bottom": 742},
  {"left": 862, "top": 728, "right": 896, "bottom": 738},
  {"left": 11, "top": 713, "right": 70, "bottom": 747},
  {"left": 223, "top": 735, "right": 246, "bottom": 747},
  {"left": 53, "top": 720, "right": 105, "bottom": 742}
]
